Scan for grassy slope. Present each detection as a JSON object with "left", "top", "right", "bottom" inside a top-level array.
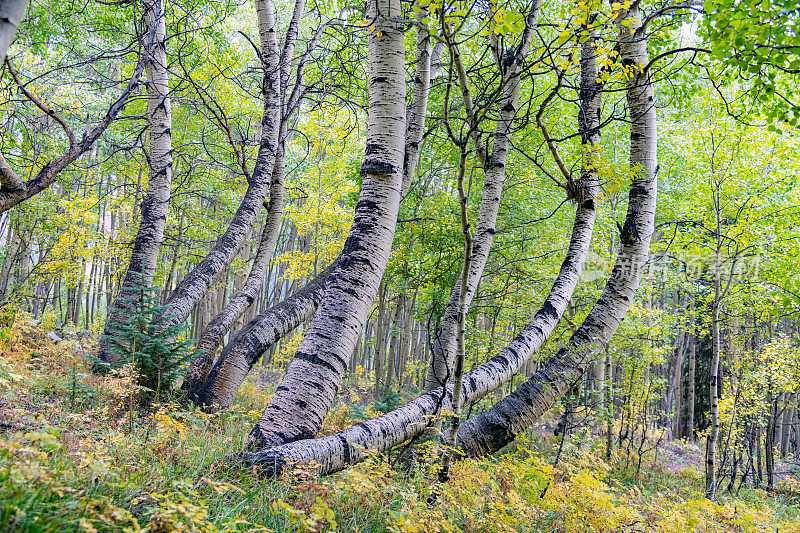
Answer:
[{"left": 1, "top": 319, "right": 799, "bottom": 533}]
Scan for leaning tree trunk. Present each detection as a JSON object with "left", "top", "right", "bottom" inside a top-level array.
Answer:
[
  {"left": 423, "top": 1, "right": 542, "bottom": 392},
  {"left": 187, "top": 266, "right": 330, "bottom": 409},
  {"left": 188, "top": 4, "right": 435, "bottom": 411},
  {"left": 183, "top": 149, "right": 286, "bottom": 395},
  {"left": 247, "top": 0, "right": 406, "bottom": 448},
  {"left": 234, "top": 23, "right": 601, "bottom": 465},
  {"left": 454, "top": 6, "right": 657, "bottom": 458},
  {"left": 97, "top": 0, "right": 173, "bottom": 366},
  {"left": 184, "top": 0, "right": 306, "bottom": 382},
  {"left": 234, "top": 188, "right": 597, "bottom": 475},
  {"left": 144, "top": 0, "right": 281, "bottom": 332}
]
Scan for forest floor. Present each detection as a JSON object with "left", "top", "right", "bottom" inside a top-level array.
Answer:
[{"left": 1, "top": 319, "right": 800, "bottom": 532}]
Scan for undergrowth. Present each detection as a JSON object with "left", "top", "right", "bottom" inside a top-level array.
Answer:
[{"left": 1, "top": 317, "right": 799, "bottom": 532}]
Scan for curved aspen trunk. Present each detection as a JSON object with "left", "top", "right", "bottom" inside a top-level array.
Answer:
[
  {"left": 188, "top": 266, "right": 330, "bottom": 409},
  {"left": 181, "top": 0, "right": 306, "bottom": 388},
  {"left": 247, "top": 0, "right": 406, "bottom": 448},
  {"left": 188, "top": 4, "right": 434, "bottom": 411},
  {"left": 455, "top": 8, "right": 658, "bottom": 458},
  {"left": 401, "top": 7, "right": 432, "bottom": 198},
  {"left": 183, "top": 150, "right": 285, "bottom": 394},
  {"left": 424, "top": 2, "right": 542, "bottom": 392},
  {"left": 151, "top": 0, "right": 281, "bottom": 329},
  {"left": 97, "top": 0, "right": 173, "bottom": 366},
  {"left": 0, "top": 0, "right": 27, "bottom": 65},
  {"left": 234, "top": 193, "right": 597, "bottom": 475}
]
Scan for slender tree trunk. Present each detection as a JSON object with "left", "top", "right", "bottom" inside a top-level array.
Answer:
[
  {"left": 438, "top": 147, "right": 472, "bottom": 482},
  {"left": 373, "top": 282, "right": 387, "bottom": 397},
  {"left": 97, "top": 0, "right": 173, "bottom": 366},
  {"left": 152, "top": 0, "right": 282, "bottom": 330},
  {"left": 605, "top": 345, "right": 613, "bottom": 460},
  {"left": 687, "top": 331, "right": 696, "bottom": 440},
  {"left": 454, "top": 7, "right": 657, "bottom": 458},
  {"left": 193, "top": 1, "right": 435, "bottom": 410},
  {"left": 781, "top": 394, "right": 794, "bottom": 459},
  {"left": 0, "top": 0, "right": 28, "bottom": 65},
  {"left": 184, "top": 153, "right": 285, "bottom": 396},
  {"left": 384, "top": 296, "right": 403, "bottom": 395},
  {"left": 765, "top": 388, "right": 776, "bottom": 491},
  {"left": 424, "top": 3, "right": 542, "bottom": 392},
  {"left": 188, "top": 267, "right": 330, "bottom": 409}
]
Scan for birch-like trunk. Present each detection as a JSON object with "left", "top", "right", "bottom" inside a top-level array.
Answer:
[
  {"left": 183, "top": 149, "right": 285, "bottom": 393},
  {"left": 150, "top": 0, "right": 281, "bottom": 329},
  {"left": 97, "top": 0, "right": 173, "bottom": 366},
  {"left": 233, "top": 191, "right": 597, "bottom": 474},
  {"left": 424, "top": 1, "right": 542, "bottom": 392},
  {"left": 188, "top": 266, "right": 330, "bottom": 409},
  {"left": 246, "top": 0, "right": 406, "bottom": 448},
  {"left": 454, "top": 7, "right": 657, "bottom": 457},
  {"left": 401, "top": 7, "right": 432, "bottom": 198},
  {"left": 188, "top": 5, "right": 434, "bottom": 411},
  {"left": 0, "top": 0, "right": 27, "bottom": 66}
]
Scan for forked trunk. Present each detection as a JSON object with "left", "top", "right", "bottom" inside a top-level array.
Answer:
[
  {"left": 424, "top": 2, "right": 542, "bottom": 392},
  {"left": 150, "top": 0, "right": 282, "bottom": 330}
]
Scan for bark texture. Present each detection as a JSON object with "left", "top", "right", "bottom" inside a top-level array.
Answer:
[
  {"left": 188, "top": 266, "right": 330, "bottom": 409},
  {"left": 424, "top": 1, "right": 542, "bottom": 392},
  {"left": 153, "top": 0, "right": 281, "bottom": 328},
  {"left": 401, "top": 8, "right": 431, "bottom": 198},
  {"left": 455, "top": 8, "right": 658, "bottom": 457},
  {"left": 233, "top": 190, "right": 597, "bottom": 474},
  {"left": 247, "top": 0, "right": 407, "bottom": 448},
  {"left": 191, "top": 5, "right": 434, "bottom": 411},
  {"left": 97, "top": 0, "right": 173, "bottom": 366},
  {"left": 0, "top": 0, "right": 27, "bottom": 67},
  {"left": 183, "top": 150, "right": 285, "bottom": 393}
]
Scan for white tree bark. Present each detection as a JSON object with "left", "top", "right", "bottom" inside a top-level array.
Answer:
[
  {"left": 401, "top": 7, "right": 432, "bottom": 198},
  {"left": 183, "top": 155, "right": 285, "bottom": 392},
  {"left": 188, "top": 264, "right": 330, "bottom": 409},
  {"left": 152, "top": 0, "right": 282, "bottom": 329},
  {"left": 233, "top": 194, "right": 597, "bottom": 474},
  {"left": 97, "top": 0, "right": 173, "bottom": 366},
  {"left": 454, "top": 7, "right": 658, "bottom": 457},
  {"left": 183, "top": 0, "right": 308, "bottom": 393},
  {"left": 424, "top": 2, "right": 542, "bottom": 392},
  {"left": 247, "top": 0, "right": 406, "bottom": 448},
  {"left": 187, "top": 1, "right": 435, "bottom": 410},
  {"left": 0, "top": 0, "right": 27, "bottom": 65}
]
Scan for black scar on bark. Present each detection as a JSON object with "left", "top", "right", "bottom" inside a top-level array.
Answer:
[
  {"left": 293, "top": 351, "right": 339, "bottom": 374},
  {"left": 539, "top": 300, "right": 559, "bottom": 321},
  {"left": 491, "top": 354, "right": 509, "bottom": 367},
  {"left": 339, "top": 434, "right": 353, "bottom": 464},
  {"left": 361, "top": 158, "right": 395, "bottom": 176}
]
